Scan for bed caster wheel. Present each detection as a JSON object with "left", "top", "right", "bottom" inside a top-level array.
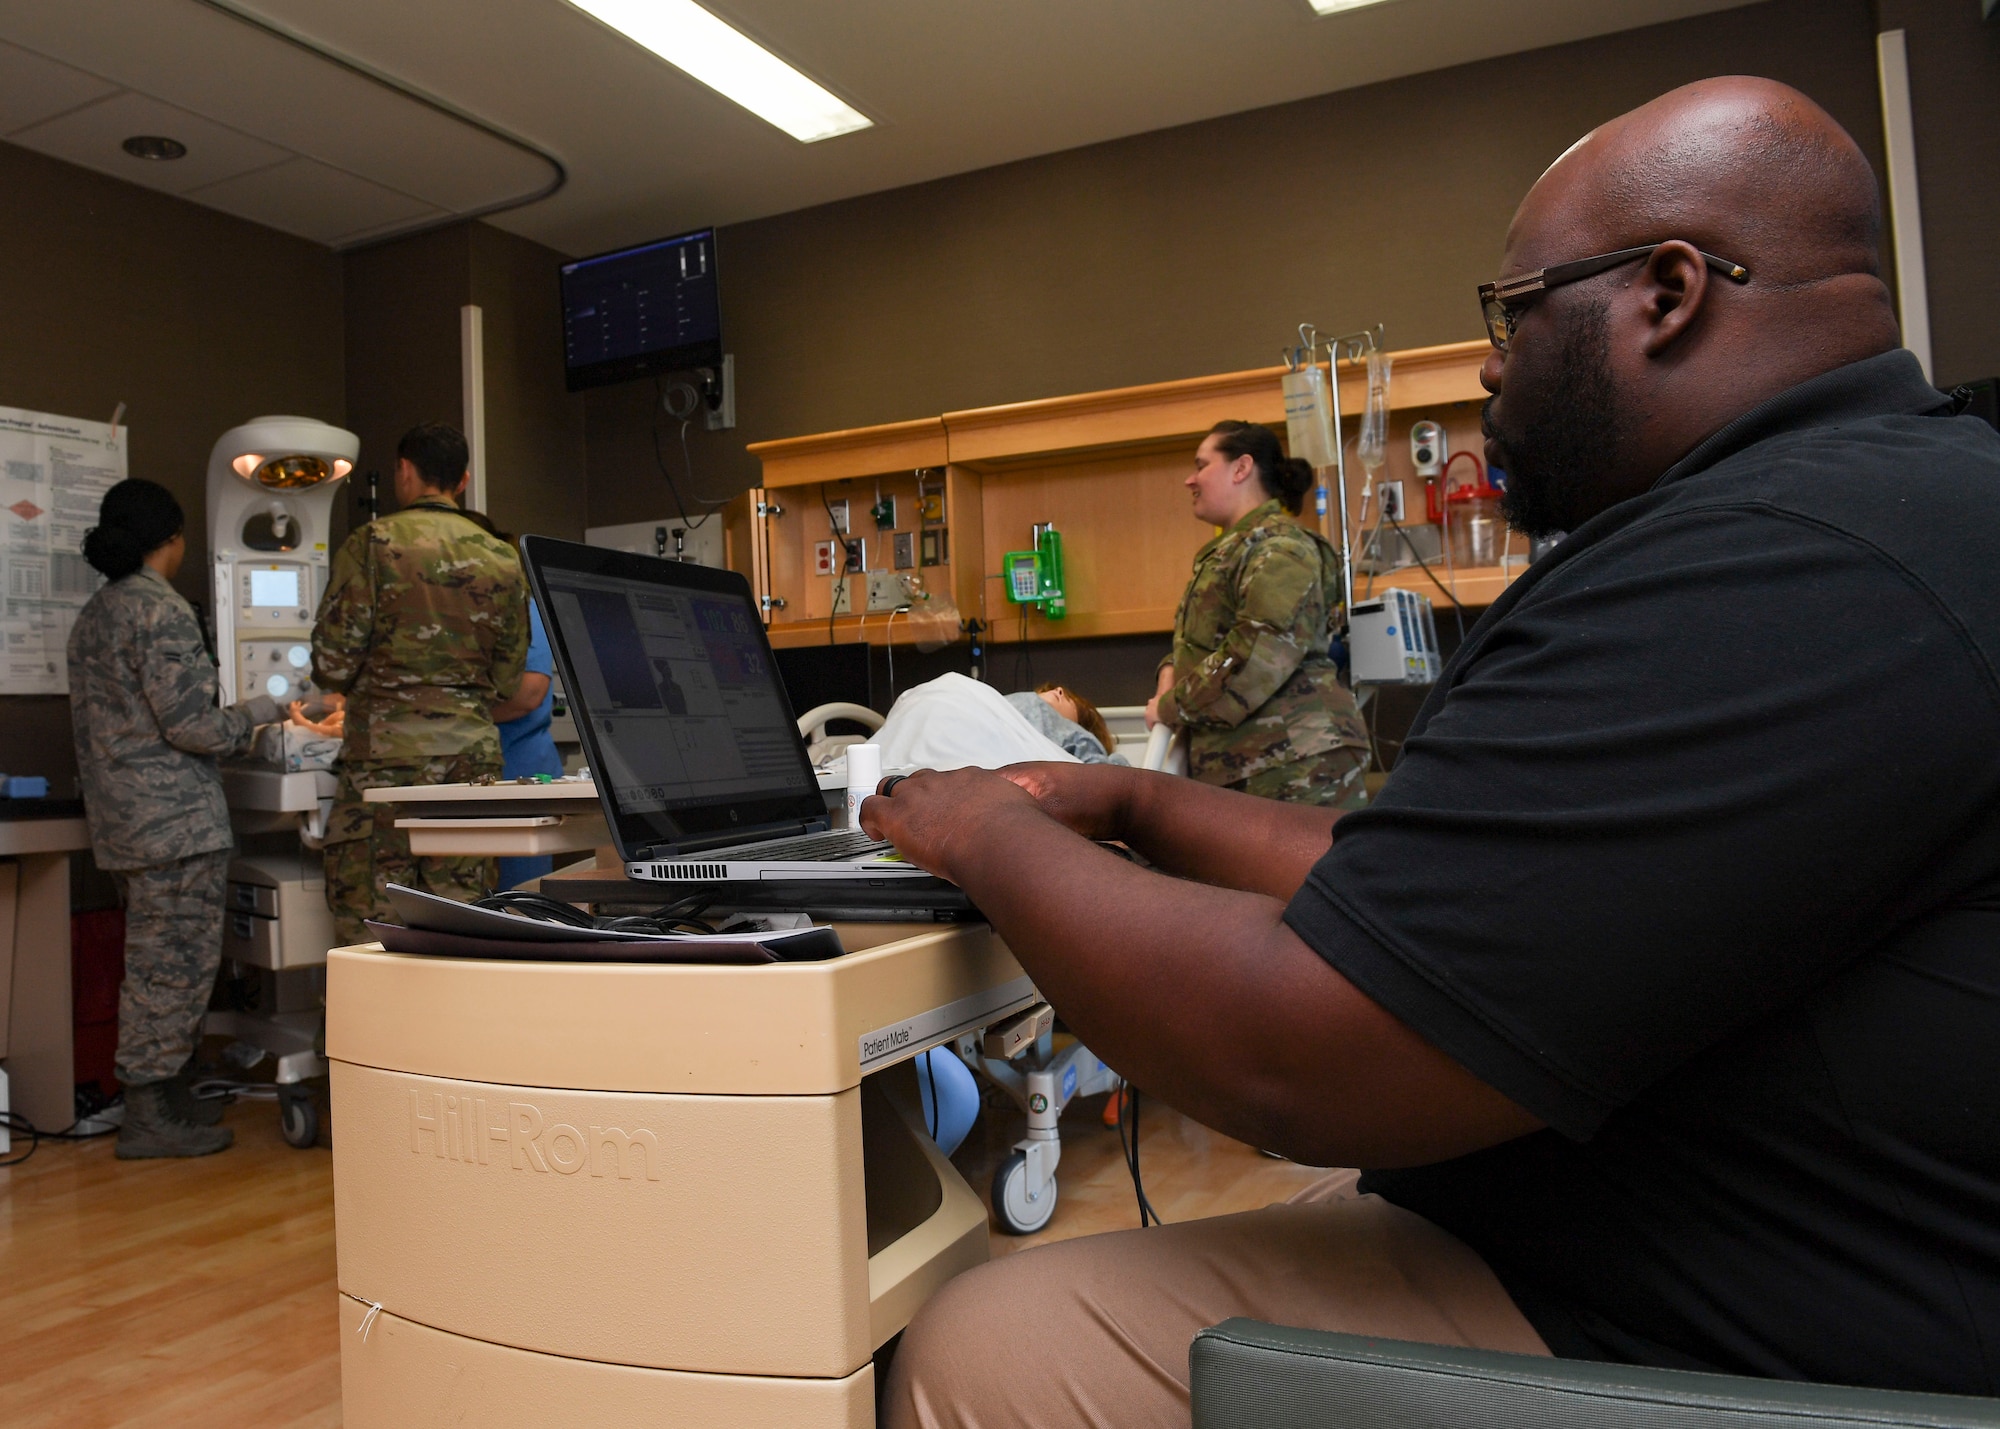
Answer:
[
  {"left": 992, "top": 1149, "right": 1058, "bottom": 1235},
  {"left": 279, "top": 1085, "right": 319, "bottom": 1149}
]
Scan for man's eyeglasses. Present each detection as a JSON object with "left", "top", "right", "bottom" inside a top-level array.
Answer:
[{"left": 1478, "top": 243, "right": 1749, "bottom": 353}]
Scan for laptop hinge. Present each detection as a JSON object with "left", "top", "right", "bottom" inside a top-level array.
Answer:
[{"left": 638, "top": 818, "right": 830, "bottom": 860}]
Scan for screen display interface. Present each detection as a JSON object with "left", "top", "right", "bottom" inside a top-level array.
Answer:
[
  {"left": 248, "top": 568, "right": 301, "bottom": 607},
  {"left": 561, "top": 229, "right": 720, "bottom": 375},
  {"left": 541, "top": 568, "right": 812, "bottom": 815}
]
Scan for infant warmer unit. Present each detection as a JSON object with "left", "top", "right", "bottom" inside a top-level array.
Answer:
[{"left": 207, "top": 416, "right": 358, "bottom": 1146}]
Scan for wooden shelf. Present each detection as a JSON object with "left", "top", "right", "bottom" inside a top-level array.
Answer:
[
  {"left": 943, "top": 340, "right": 1489, "bottom": 468},
  {"left": 1361, "top": 563, "right": 1524, "bottom": 610},
  {"left": 740, "top": 341, "right": 1501, "bottom": 644},
  {"left": 746, "top": 418, "right": 947, "bottom": 490}
]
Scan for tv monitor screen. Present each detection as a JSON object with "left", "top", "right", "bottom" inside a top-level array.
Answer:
[{"left": 560, "top": 227, "right": 722, "bottom": 392}]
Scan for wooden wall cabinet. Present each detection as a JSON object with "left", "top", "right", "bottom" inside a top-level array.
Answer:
[{"left": 739, "top": 339, "right": 1515, "bottom": 649}]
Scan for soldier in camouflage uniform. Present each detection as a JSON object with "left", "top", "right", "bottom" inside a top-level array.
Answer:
[
  {"left": 1150, "top": 421, "right": 1371, "bottom": 808},
  {"left": 68, "top": 478, "right": 285, "bottom": 1158},
  {"left": 312, "top": 423, "right": 527, "bottom": 947}
]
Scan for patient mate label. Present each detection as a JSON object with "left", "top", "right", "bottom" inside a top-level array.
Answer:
[
  {"left": 405, "top": 1080, "right": 662, "bottom": 1181},
  {"left": 858, "top": 975, "right": 1038, "bottom": 1070}
]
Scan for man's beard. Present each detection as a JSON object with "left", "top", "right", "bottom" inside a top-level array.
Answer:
[{"left": 1483, "top": 298, "right": 1625, "bottom": 539}]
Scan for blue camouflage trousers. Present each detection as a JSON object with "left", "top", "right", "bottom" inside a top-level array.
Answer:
[{"left": 112, "top": 848, "right": 231, "bottom": 1085}]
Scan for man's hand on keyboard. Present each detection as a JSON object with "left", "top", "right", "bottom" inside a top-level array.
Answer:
[{"left": 857, "top": 765, "right": 1048, "bottom": 882}]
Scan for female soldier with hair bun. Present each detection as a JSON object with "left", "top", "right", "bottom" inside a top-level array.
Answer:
[
  {"left": 67, "top": 478, "right": 284, "bottom": 1159},
  {"left": 1147, "top": 420, "right": 1370, "bottom": 806}
]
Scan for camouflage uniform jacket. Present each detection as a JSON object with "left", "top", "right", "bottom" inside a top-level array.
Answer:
[
  {"left": 66, "top": 566, "right": 257, "bottom": 869},
  {"left": 1157, "top": 498, "right": 1368, "bottom": 786},
  {"left": 312, "top": 496, "right": 528, "bottom": 762}
]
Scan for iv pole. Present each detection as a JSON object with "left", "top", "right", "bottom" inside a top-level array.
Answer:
[{"left": 1295, "top": 323, "right": 1383, "bottom": 623}]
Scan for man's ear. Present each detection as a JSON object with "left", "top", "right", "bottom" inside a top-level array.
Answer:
[
  {"left": 453, "top": 471, "right": 471, "bottom": 502},
  {"left": 1639, "top": 240, "right": 1712, "bottom": 357}
]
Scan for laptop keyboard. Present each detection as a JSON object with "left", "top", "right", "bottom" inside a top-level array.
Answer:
[{"left": 739, "top": 829, "right": 897, "bottom": 862}]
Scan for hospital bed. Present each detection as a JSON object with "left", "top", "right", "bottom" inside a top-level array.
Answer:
[{"left": 794, "top": 696, "right": 1180, "bottom": 1234}]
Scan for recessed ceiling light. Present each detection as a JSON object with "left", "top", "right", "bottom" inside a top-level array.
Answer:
[
  {"left": 122, "top": 135, "right": 187, "bottom": 161},
  {"left": 1307, "top": 0, "right": 1397, "bottom": 12},
  {"left": 568, "top": 0, "right": 872, "bottom": 143}
]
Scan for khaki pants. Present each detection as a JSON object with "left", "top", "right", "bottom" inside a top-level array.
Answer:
[{"left": 882, "top": 1172, "right": 1547, "bottom": 1429}]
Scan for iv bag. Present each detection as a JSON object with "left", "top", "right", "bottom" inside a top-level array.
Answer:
[
  {"left": 1355, "top": 352, "right": 1392, "bottom": 477},
  {"left": 1281, "top": 364, "right": 1339, "bottom": 469}
]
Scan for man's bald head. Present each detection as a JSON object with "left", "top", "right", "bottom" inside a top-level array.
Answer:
[
  {"left": 1483, "top": 77, "right": 1902, "bottom": 536},
  {"left": 1527, "top": 77, "right": 1883, "bottom": 288}
]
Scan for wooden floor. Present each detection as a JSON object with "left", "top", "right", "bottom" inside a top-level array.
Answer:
[{"left": 0, "top": 1086, "right": 1326, "bottom": 1427}]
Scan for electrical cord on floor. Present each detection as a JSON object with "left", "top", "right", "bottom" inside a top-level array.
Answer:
[
  {"left": 0, "top": 1110, "right": 118, "bottom": 1168},
  {"left": 472, "top": 889, "right": 721, "bottom": 937},
  {"left": 1114, "top": 1083, "right": 1163, "bottom": 1227}
]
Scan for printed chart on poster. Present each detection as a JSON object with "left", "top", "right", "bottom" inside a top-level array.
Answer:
[{"left": 1, "top": 404, "right": 124, "bottom": 695}]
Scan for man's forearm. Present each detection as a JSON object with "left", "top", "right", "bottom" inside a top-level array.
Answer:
[
  {"left": 1112, "top": 769, "right": 1344, "bottom": 901},
  {"left": 931, "top": 800, "right": 1538, "bottom": 1168}
]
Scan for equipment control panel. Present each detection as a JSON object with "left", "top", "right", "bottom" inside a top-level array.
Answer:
[
  {"left": 237, "top": 639, "right": 317, "bottom": 703},
  {"left": 237, "top": 562, "right": 315, "bottom": 625}
]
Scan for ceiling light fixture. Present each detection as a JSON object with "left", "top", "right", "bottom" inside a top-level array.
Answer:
[
  {"left": 1307, "top": 0, "right": 1397, "bottom": 12},
  {"left": 568, "top": 0, "right": 871, "bottom": 143},
  {"left": 122, "top": 136, "right": 187, "bottom": 161}
]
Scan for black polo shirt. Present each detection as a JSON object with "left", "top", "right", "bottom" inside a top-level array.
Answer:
[{"left": 1285, "top": 351, "right": 2000, "bottom": 1395}]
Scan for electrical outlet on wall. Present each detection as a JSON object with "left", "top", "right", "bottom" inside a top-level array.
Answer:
[
  {"left": 892, "top": 531, "right": 916, "bottom": 569},
  {"left": 840, "top": 537, "right": 866, "bottom": 574},
  {"left": 1380, "top": 481, "right": 1405, "bottom": 521},
  {"left": 814, "top": 540, "right": 837, "bottom": 577},
  {"left": 826, "top": 499, "right": 850, "bottom": 534},
  {"left": 830, "top": 577, "right": 853, "bottom": 616}
]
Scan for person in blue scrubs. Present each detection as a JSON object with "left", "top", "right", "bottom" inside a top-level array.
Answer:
[{"left": 491, "top": 591, "right": 563, "bottom": 888}]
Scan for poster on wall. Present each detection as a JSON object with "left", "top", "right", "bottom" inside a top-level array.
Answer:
[{"left": 0, "top": 404, "right": 124, "bottom": 695}]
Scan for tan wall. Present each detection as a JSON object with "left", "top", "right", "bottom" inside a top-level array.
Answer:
[
  {"left": 1879, "top": 0, "right": 2000, "bottom": 387},
  {"left": 0, "top": 141, "right": 344, "bottom": 794},
  {"left": 468, "top": 224, "right": 588, "bottom": 544},
  {"left": 339, "top": 225, "right": 468, "bottom": 543},
  {"left": 585, "top": 0, "right": 1891, "bottom": 528},
  {"left": 340, "top": 224, "right": 586, "bottom": 544}
]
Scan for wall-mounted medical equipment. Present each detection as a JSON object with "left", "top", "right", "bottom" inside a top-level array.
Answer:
[
  {"left": 1430, "top": 451, "right": 1505, "bottom": 570},
  {"left": 1349, "top": 588, "right": 1442, "bottom": 685},
  {"left": 1410, "top": 420, "right": 1446, "bottom": 477},
  {"left": 1002, "top": 523, "right": 1066, "bottom": 620},
  {"left": 207, "top": 416, "right": 358, "bottom": 711}
]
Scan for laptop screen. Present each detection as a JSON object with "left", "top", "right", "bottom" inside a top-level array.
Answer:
[{"left": 521, "top": 538, "right": 825, "bottom": 854}]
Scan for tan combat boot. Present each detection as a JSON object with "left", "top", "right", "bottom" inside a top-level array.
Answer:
[{"left": 116, "top": 1081, "right": 233, "bottom": 1159}]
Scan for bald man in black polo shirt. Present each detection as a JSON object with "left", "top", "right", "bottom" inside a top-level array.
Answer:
[{"left": 862, "top": 76, "right": 2000, "bottom": 1428}]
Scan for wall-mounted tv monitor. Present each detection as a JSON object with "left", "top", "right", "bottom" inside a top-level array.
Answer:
[{"left": 560, "top": 227, "right": 722, "bottom": 392}]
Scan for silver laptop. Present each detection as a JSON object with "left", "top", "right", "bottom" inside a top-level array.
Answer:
[{"left": 521, "top": 536, "right": 930, "bottom": 883}]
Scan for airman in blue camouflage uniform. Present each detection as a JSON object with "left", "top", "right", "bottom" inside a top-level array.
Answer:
[
  {"left": 69, "top": 478, "right": 283, "bottom": 1158},
  {"left": 1150, "top": 422, "right": 1371, "bottom": 808},
  {"left": 312, "top": 424, "right": 527, "bottom": 946}
]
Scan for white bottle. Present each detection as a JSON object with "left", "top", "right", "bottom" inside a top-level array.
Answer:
[{"left": 845, "top": 743, "right": 883, "bottom": 831}]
